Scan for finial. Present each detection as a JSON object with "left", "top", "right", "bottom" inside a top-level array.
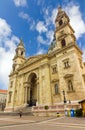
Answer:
[
  {"left": 58, "top": 5, "right": 62, "bottom": 12},
  {"left": 18, "top": 38, "right": 24, "bottom": 47},
  {"left": 20, "top": 37, "right": 23, "bottom": 43}
]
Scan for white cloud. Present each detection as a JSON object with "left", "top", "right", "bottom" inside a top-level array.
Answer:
[
  {"left": 19, "top": 12, "right": 30, "bottom": 21},
  {"left": 34, "top": 0, "right": 45, "bottom": 7},
  {"left": 46, "top": 30, "right": 54, "bottom": 43},
  {"left": 51, "top": 8, "right": 58, "bottom": 24},
  {"left": 36, "top": 21, "right": 47, "bottom": 33},
  {"left": 36, "top": 48, "right": 46, "bottom": 55},
  {"left": 30, "top": 21, "right": 36, "bottom": 30},
  {"left": 37, "top": 35, "right": 46, "bottom": 44},
  {"left": 13, "top": 0, "right": 27, "bottom": 7},
  {"left": 0, "top": 18, "right": 19, "bottom": 89},
  {"left": 64, "top": 3, "right": 85, "bottom": 39},
  {"left": 36, "top": 8, "right": 57, "bottom": 45},
  {"left": 43, "top": 7, "right": 57, "bottom": 26},
  {"left": 37, "top": 30, "right": 54, "bottom": 45},
  {"left": 0, "top": 18, "right": 11, "bottom": 44},
  {"left": 19, "top": 12, "right": 36, "bottom": 30},
  {"left": 83, "top": 50, "right": 85, "bottom": 61}
]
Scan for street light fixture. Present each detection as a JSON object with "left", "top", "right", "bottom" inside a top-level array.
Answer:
[{"left": 63, "top": 90, "right": 67, "bottom": 104}]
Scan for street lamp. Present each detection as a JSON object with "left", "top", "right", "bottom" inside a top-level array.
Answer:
[{"left": 62, "top": 90, "right": 67, "bottom": 104}]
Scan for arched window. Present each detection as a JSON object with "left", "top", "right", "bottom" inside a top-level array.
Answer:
[
  {"left": 68, "top": 80, "right": 73, "bottom": 91},
  {"left": 55, "top": 84, "right": 59, "bottom": 94},
  {"left": 61, "top": 39, "right": 66, "bottom": 47},
  {"left": 21, "top": 51, "right": 23, "bottom": 56},
  {"left": 9, "top": 92, "right": 12, "bottom": 103},
  {"left": 59, "top": 20, "right": 63, "bottom": 26}
]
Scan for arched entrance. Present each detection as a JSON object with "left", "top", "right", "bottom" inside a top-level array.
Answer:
[{"left": 27, "top": 73, "right": 37, "bottom": 106}]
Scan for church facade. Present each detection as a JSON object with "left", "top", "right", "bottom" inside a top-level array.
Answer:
[{"left": 5, "top": 7, "right": 85, "bottom": 112}]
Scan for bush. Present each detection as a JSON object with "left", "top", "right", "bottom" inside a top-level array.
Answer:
[
  {"left": 56, "top": 112, "right": 60, "bottom": 117},
  {"left": 44, "top": 105, "right": 49, "bottom": 110},
  {"left": 75, "top": 108, "right": 83, "bottom": 117}
]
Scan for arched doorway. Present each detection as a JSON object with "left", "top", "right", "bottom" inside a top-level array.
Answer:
[{"left": 27, "top": 73, "right": 37, "bottom": 106}]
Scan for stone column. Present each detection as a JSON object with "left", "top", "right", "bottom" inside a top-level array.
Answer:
[
  {"left": 24, "top": 82, "right": 30, "bottom": 106},
  {"left": 24, "top": 86, "right": 28, "bottom": 106},
  {"left": 36, "top": 78, "right": 39, "bottom": 106},
  {"left": 27, "top": 83, "right": 31, "bottom": 104}
]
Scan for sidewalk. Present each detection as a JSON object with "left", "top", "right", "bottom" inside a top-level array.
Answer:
[
  {"left": 0, "top": 115, "right": 55, "bottom": 126},
  {"left": 0, "top": 115, "right": 84, "bottom": 127}
]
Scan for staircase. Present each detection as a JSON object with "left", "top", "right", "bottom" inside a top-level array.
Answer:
[
  {"left": 21, "top": 106, "right": 33, "bottom": 116},
  {"left": 0, "top": 107, "right": 33, "bottom": 116}
]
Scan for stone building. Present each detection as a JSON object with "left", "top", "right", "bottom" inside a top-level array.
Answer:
[
  {"left": 5, "top": 7, "right": 85, "bottom": 112},
  {"left": 0, "top": 90, "right": 7, "bottom": 111}
]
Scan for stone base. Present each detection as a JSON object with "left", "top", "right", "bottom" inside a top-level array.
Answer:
[{"left": 4, "top": 107, "right": 14, "bottom": 112}]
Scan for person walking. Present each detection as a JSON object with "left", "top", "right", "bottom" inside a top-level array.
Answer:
[{"left": 19, "top": 110, "right": 22, "bottom": 118}]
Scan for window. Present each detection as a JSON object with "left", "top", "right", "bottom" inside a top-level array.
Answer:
[
  {"left": 52, "top": 67, "right": 57, "bottom": 73},
  {"left": 55, "top": 84, "right": 59, "bottom": 94},
  {"left": 21, "top": 51, "right": 23, "bottom": 56},
  {"left": 61, "top": 39, "right": 66, "bottom": 47},
  {"left": 59, "top": 20, "right": 63, "bottom": 26},
  {"left": 68, "top": 80, "right": 73, "bottom": 91},
  {"left": 79, "top": 58, "right": 83, "bottom": 68},
  {"left": 10, "top": 81, "right": 13, "bottom": 88},
  {"left": 9, "top": 92, "right": 12, "bottom": 103},
  {"left": 64, "top": 60, "right": 70, "bottom": 69}
]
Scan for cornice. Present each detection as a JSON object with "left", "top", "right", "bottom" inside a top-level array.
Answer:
[
  {"left": 18, "top": 54, "right": 49, "bottom": 70},
  {"left": 48, "top": 43, "right": 83, "bottom": 58},
  {"left": 13, "top": 55, "right": 26, "bottom": 60},
  {"left": 55, "top": 22, "right": 68, "bottom": 32},
  {"left": 9, "top": 71, "right": 18, "bottom": 77},
  {"left": 55, "top": 22, "right": 75, "bottom": 33}
]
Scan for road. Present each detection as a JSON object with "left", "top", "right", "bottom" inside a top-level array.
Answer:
[{"left": 0, "top": 116, "right": 84, "bottom": 130}]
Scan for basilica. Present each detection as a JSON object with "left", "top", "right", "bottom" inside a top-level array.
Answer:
[{"left": 5, "top": 7, "right": 85, "bottom": 112}]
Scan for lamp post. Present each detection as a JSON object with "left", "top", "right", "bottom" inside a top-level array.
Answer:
[{"left": 63, "top": 90, "right": 67, "bottom": 104}]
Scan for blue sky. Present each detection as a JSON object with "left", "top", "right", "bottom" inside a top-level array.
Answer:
[{"left": 0, "top": 0, "right": 85, "bottom": 90}]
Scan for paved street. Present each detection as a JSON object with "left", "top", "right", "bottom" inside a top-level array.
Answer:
[{"left": 0, "top": 116, "right": 84, "bottom": 130}]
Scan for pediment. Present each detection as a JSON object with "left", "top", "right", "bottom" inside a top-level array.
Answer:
[
  {"left": 24, "top": 54, "right": 48, "bottom": 66},
  {"left": 64, "top": 74, "right": 73, "bottom": 78}
]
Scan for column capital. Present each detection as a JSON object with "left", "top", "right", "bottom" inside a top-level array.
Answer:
[{"left": 24, "top": 82, "right": 31, "bottom": 88}]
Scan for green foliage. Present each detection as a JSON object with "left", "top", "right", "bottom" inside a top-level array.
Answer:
[
  {"left": 44, "top": 105, "right": 49, "bottom": 110},
  {"left": 56, "top": 112, "right": 60, "bottom": 117},
  {"left": 75, "top": 108, "right": 83, "bottom": 117}
]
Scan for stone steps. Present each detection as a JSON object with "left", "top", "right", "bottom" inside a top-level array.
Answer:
[{"left": 0, "top": 107, "right": 33, "bottom": 116}]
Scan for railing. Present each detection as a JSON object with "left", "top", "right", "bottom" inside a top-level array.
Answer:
[{"left": 32, "top": 104, "right": 80, "bottom": 112}]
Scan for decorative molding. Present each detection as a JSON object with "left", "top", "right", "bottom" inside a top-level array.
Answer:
[
  {"left": 64, "top": 74, "right": 73, "bottom": 79},
  {"left": 51, "top": 79, "right": 59, "bottom": 83}
]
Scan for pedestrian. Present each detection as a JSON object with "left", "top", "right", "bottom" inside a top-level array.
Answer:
[{"left": 19, "top": 110, "right": 22, "bottom": 118}]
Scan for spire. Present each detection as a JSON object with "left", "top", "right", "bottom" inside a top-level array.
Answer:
[
  {"left": 12, "top": 38, "right": 26, "bottom": 71},
  {"left": 55, "top": 6, "right": 69, "bottom": 23},
  {"left": 58, "top": 6, "right": 62, "bottom": 12},
  {"left": 18, "top": 39, "right": 24, "bottom": 48},
  {"left": 14, "top": 39, "right": 25, "bottom": 58}
]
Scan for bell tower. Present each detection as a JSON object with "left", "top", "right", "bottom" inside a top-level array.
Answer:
[
  {"left": 48, "top": 6, "right": 85, "bottom": 104},
  {"left": 12, "top": 39, "right": 26, "bottom": 71},
  {"left": 55, "top": 7, "right": 76, "bottom": 50}
]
